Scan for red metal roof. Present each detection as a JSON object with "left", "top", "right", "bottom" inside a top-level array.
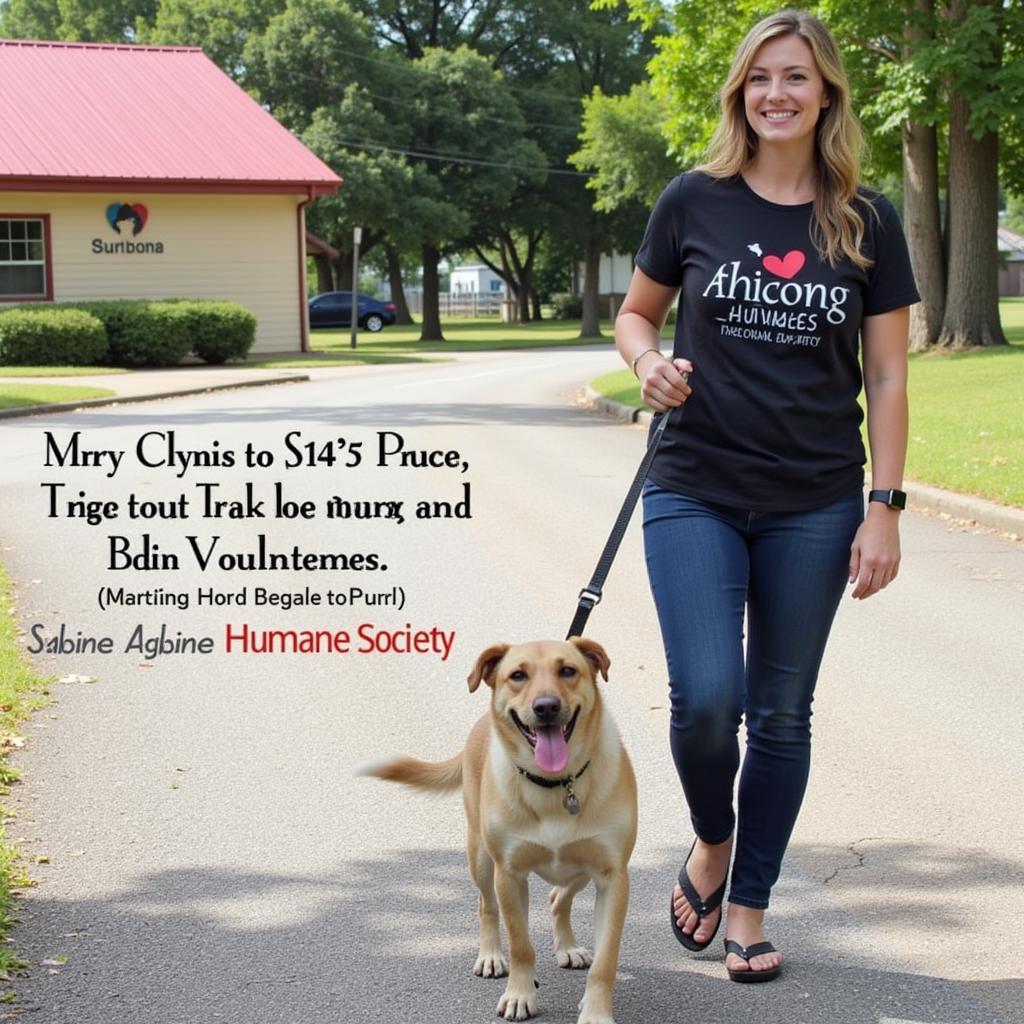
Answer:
[{"left": 0, "top": 39, "right": 341, "bottom": 195}]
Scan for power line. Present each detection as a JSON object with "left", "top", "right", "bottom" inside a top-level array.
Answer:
[
  {"left": 328, "top": 138, "right": 591, "bottom": 177},
  {"left": 351, "top": 84, "right": 581, "bottom": 134}
]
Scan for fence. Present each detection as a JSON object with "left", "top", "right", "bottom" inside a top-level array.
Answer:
[{"left": 401, "top": 290, "right": 504, "bottom": 317}]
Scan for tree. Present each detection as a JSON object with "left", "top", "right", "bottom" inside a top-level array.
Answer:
[
  {"left": 507, "top": 0, "right": 659, "bottom": 337},
  {"left": 348, "top": 0, "right": 538, "bottom": 63},
  {"left": 241, "top": 0, "right": 423, "bottom": 296},
  {"left": 139, "top": 0, "right": 284, "bottom": 76},
  {"left": 573, "top": 82, "right": 681, "bottom": 211},
  {"left": 400, "top": 46, "right": 545, "bottom": 339},
  {"left": 900, "top": 0, "right": 945, "bottom": 348},
  {"left": 929, "top": 0, "right": 1016, "bottom": 347},
  {"left": 0, "top": 0, "right": 159, "bottom": 40},
  {"left": 822, "top": 0, "right": 1013, "bottom": 349}
]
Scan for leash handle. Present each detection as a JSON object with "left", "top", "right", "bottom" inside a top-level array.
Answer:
[{"left": 566, "top": 401, "right": 683, "bottom": 639}]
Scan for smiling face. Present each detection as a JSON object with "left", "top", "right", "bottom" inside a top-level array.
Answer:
[
  {"left": 467, "top": 638, "right": 610, "bottom": 776},
  {"left": 743, "top": 33, "right": 830, "bottom": 150}
]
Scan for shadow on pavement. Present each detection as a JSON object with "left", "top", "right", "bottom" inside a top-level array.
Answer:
[{"left": 11, "top": 848, "right": 1019, "bottom": 1024}]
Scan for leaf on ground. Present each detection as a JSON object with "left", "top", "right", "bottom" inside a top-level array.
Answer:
[
  {"left": 32, "top": 855, "right": 49, "bottom": 864},
  {"left": 0, "top": 737, "right": 25, "bottom": 750}
]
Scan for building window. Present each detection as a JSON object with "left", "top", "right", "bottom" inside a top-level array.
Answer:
[
  {"left": 0, "top": 216, "right": 51, "bottom": 300},
  {"left": 489, "top": 279, "right": 502, "bottom": 292}
]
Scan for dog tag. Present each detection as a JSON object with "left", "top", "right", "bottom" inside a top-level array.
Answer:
[{"left": 563, "top": 787, "right": 581, "bottom": 815}]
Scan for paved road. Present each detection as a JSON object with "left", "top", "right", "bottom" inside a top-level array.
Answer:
[{"left": 1, "top": 348, "right": 1022, "bottom": 1024}]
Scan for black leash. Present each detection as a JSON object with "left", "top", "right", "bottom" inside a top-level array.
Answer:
[{"left": 566, "top": 401, "right": 683, "bottom": 639}]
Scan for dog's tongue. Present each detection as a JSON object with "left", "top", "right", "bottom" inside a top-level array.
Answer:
[{"left": 534, "top": 724, "right": 569, "bottom": 774}]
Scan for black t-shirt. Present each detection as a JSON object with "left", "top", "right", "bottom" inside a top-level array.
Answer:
[{"left": 634, "top": 172, "right": 920, "bottom": 511}]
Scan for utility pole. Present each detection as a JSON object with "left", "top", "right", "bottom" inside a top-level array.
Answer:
[{"left": 350, "top": 226, "right": 362, "bottom": 349}]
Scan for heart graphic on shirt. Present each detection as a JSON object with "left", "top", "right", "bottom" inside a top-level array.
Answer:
[{"left": 762, "top": 250, "right": 805, "bottom": 280}]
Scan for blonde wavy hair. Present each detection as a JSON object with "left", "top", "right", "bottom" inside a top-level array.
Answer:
[{"left": 697, "top": 9, "right": 871, "bottom": 269}]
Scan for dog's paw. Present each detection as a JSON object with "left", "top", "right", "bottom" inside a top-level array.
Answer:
[
  {"left": 576, "top": 995, "right": 615, "bottom": 1024},
  {"left": 497, "top": 984, "right": 538, "bottom": 1021},
  {"left": 576, "top": 1012, "right": 615, "bottom": 1024},
  {"left": 555, "top": 945, "right": 592, "bottom": 969},
  {"left": 474, "top": 951, "right": 509, "bottom": 978}
]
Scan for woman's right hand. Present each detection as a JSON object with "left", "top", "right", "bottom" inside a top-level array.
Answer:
[{"left": 639, "top": 356, "right": 693, "bottom": 412}]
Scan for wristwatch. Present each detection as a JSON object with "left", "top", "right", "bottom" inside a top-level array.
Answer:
[{"left": 868, "top": 488, "right": 907, "bottom": 510}]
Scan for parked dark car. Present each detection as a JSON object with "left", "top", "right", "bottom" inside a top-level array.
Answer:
[{"left": 308, "top": 292, "right": 397, "bottom": 332}]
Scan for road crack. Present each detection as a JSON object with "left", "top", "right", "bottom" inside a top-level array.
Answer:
[{"left": 821, "top": 836, "right": 888, "bottom": 885}]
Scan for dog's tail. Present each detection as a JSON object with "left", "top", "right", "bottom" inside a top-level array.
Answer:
[{"left": 354, "top": 753, "right": 463, "bottom": 792}]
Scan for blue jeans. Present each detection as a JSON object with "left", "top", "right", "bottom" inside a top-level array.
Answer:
[{"left": 642, "top": 483, "right": 863, "bottom": 909}]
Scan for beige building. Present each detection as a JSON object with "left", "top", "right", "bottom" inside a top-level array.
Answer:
[{"left": 0, "top": 40, "right": 341, "bottom": 355}]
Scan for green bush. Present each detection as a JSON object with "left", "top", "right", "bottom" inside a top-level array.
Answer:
[
  {"left": 0, "top": 308, "right": 107, "bottom": 365},
  {"left": 108, "top": 302, "right": 194, "bottom": 366},
  {"left": 1, "top": 299, "right": 258, "bottom": 367},
  {"left": 174, "top": 301, "right": 256, "bottom": 364},
  {"left": 551, "top": 293, "right": 584, "bottom": 320},
  {"left": 66, "top": 300, "right": 149, "bottom": 362}
]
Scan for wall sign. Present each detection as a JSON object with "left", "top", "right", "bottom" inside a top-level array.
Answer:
[{"left": 91, "top": 202, "right": 165, "bottom": 254}]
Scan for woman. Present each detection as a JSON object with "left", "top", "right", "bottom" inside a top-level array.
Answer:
[{"left": 615, "top": 9, "right": 918, "bottom": 982}]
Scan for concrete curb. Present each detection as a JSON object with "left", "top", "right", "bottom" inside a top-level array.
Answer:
[
  {"left": 583, "top": 386, "right": 1024, "bottom": 539},
  {"left": 0, "top": 373, "right": 309, "bottom": 420}
]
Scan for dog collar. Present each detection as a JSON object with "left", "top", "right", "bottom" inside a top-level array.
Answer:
[{"left": 515, "top": 761, "right": 590, "bottom": 815}]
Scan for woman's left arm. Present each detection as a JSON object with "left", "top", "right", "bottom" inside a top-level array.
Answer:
[{"left": 849, "top": 306, "right": 910, "bottom": 600}]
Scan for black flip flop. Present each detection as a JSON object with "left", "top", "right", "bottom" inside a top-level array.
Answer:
[
  {"left": 724, "top": 939, "right": 783, "bottom": 983},
  {"left": 670, "top": 838, "right": 727, "bottom": 951}
]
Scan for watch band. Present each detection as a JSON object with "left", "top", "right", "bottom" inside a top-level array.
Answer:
[{"left": 868, "top": 488, "right": 907, "bottom": 510}]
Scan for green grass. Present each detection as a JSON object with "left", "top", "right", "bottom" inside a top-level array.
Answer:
[
  {"left": 906, "top": 301, "right": 1023, "bottom": 505},
  {"left": 0, "top": 365, "right": 127, "bottom": 377},
  {"left": 591, "top": 299, "right": 1024, "bottom": 508},
  {"left": 0, "top": 565, "right": 51, "bottom": 981},
  {"left": 250, "top": 350, "right": 443, "bottom": 368},
  {"left": 0, "top": 384, "right": 115, "bottom": 410},
  {"left": 249, "top": 318, "right": 619, "bottom": 367},
  {"left": 307, "top": 316, "right": 619, "bottom": 353}
]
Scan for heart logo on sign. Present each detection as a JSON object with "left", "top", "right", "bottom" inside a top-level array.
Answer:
[
  {"left": 762, "top": 250, "right": 805, "bottom": 279},
  {"left": 105, "top": 202, "right": 149, "bottom": 235}
]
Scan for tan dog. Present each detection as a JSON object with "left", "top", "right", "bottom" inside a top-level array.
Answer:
[{"left": 357, "top": 638, "right": 637, "bottom": 1024}]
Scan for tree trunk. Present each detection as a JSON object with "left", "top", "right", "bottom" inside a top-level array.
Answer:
[
  {"left": 902, "top": 119, "right": 945, "bottom": 350},
  {"left": 530, "top": 288, "right": 542, "bottom": 321},
  {"left": 332, "top": 253, "right": 355, "bottom": 296},
  {"left": 312, "top": 253, "right": 334, "bottom": 295},
  {"left": 579, "top": 229, "right": 604, "bottom": 338},
  {"left": 498, "top": 243, "right": 522, "bottom": 321},
  {"left": 516, "top": 231, "right": 542, "bottom": 323},
  {"left": 477, "top": 229, "right": 544, "bottom": 324},
  {"left": 517, "top": 266, "right": 532, "bottom": 322},
  {"left": 936, "top": 99, "right": 1006, "bottom": 348},
  {"left": 386, "top": 246, "right": 414, "bottom": 325},
  {"left": 420, "top": 243, "right": 445, "bottom": 341},
  {"left": 900, "top": 0, "right": 945, "bottom": 350}
]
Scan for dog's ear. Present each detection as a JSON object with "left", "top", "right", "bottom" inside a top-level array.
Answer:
[
  {"left": 467, "top": 643, "right": 509, "bottom": 692},
  {"left": 569, "top": 636, "right": 610, "bottom": 682}
]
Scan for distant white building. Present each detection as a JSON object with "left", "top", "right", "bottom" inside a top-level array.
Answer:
[
  {"left": 450, "top": 263, "right": 505, "bottom": 295},
  {"left": 573, "top": 251, "right": 635, "bottom": 316}
]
